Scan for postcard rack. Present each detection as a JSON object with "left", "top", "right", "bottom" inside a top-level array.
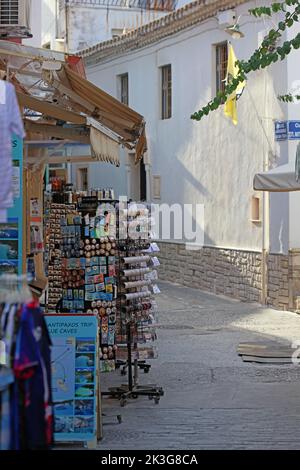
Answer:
[{"left": 103, "top": 202, "right": 164, "bottom": 406}]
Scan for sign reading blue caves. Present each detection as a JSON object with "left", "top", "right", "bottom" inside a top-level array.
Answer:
[
  {"left": 45, "top": 315, "right": 98, "bottom": 442},
  {"left": 274, "top": 121, "right": 288, "bottom": 141},
  {"left": 288, "top": 121, "right": 300, "bottom": 140},
  {"left": 0, "top": 136, "right": 23, "bottom": 275}
]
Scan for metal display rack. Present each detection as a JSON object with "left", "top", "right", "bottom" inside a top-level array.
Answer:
[{"left": 103, "top": 202, "right": 164, "bottom": 406}]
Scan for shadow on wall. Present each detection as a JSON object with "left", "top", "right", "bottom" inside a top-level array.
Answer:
[
  {"left": 164, "top": 68, "right": 285, "bottom": 250},
  {"left": 158, "top": 243, "right": 263, "bottom": 303},
  {"left": 155, "top": 68, "right": 289, "bottom": 309},
  {"left": 158, "top": 244, "right": 289, "bottom": 310}
]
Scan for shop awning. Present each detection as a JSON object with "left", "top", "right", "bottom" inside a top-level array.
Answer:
[
  {"left": 18, "top": 93, "right": 87, "bottom": 125},
  {"left": 253, "top": 161, "right": 300, "bottom": 192},
  {"left": 64, "top": 67, "right": 143, "bottom": 139},
  {"left": 0, "top": 40, "right": 147, "bottom": 165}
]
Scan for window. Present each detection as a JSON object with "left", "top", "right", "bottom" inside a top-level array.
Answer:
[
  {"left": 77, "top": 167, "right": 88, "bottom": 191},
  {"left": 161, "top": 64, "right": 172, "bottom": 119},
  {"left": 153, "top": 175, "right": 161, "bottom": 199},
  {"left": 119, "top": 73, "right": 128, "bottom": 106},
  {"left": 216, "top": 42, "right": 228, "bottom": 94},
  {"left": 140, "top": 158, "right": 147, "bottom": 201},
  {"left": 0, "top": 0, "right": 19, "bottom": 25},
  {"left": 251, "top": 195, "right": 261, "bottom": 222}
]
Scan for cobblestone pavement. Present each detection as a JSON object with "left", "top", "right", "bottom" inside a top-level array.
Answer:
[{"left": 98, "top": 281, "right": 300, "bottom": 450}]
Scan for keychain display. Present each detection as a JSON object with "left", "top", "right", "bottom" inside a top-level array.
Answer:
[
  {"left": 45, "top": 202, "right": 77, "bottom": 312},
  {"left": 81, "top": 201, "right": 118, "bottom": 372},
  {"left": 44, "top": 191, "right": 119, "bottom": 373}
]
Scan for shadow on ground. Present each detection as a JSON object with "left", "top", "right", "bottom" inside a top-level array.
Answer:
[{"left": 96, "top": 281, "right": 300, "bottom": 450}]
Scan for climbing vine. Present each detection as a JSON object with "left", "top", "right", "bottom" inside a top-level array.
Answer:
[{"left": 191, "top": 0, "right": 300, "bottom": 122}]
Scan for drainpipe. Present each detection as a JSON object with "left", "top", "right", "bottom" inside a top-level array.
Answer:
[
  {"left": 65, "top": 0, "right": 69, "bottom": 53},
  {"left": 145, "top": 163, "right": 151, "bottom": 202},
  {"left": 125, "top": 162, "right": 131, "bottom": 199},
  {"left": 261, "top": 73, "right": 270, "bottom": 305},
  {"left": 261, "top": 160, "right": 270, "bottom": 305}
]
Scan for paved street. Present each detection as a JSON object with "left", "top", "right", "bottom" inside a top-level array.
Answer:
[{"left": 98, "top": 281, "right": 300, "bottom": 450}]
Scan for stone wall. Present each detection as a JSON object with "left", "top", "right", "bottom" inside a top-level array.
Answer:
[
  {"left": 158, "top": 242, "right": 291, "bottom": 309},
  {"left": 158, "top": 242, "right": 262, "bottom": 303},
  {"left": 267, "top": 253, "right": 289, "bottom": 310}
]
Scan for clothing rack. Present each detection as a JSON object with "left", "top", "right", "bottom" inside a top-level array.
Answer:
[{"left": 0, "top": 281, "right": 53, "bottom": 450}]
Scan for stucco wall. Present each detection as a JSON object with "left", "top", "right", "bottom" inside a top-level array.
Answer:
[
  {"left": 84, "top": 0, "right": 290, "bottom": 253},
  {"left": 67, "top": 5, "right": 167, "bottom": 52}
]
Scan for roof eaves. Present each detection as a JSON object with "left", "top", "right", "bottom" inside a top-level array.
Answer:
[{"left": 77, "top": 0, "right": 249, "bottom": 61}]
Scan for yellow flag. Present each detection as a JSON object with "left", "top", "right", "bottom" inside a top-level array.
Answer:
[{"left": 224, "top": 44, "right": 245, "bottom": 125}]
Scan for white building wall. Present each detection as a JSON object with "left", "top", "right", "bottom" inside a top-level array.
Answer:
[
  {"left": 286, "top": 21, "right": 300, "bottom": 250},
  {"left": 70, "top": 155, "right": 129, "bottom": 198},
  {"left": 40, "top": 0, "right": 59, "bottom": 48},
  {"left": 67, "top": 5, "right": 168, "bottom": 52},
  {"left": 83, "top": 0, "right": 291, "bottom": 253},
  {"left": 23, "top": 0, "right": 42, "bottom": 47},
  {"left": 33, "top": 1, "right": 169, "bottom": 52}
]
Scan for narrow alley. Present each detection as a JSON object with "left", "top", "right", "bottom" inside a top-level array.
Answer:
[{"left": 99, "top": 281, "right": 300, "bottom": 450}]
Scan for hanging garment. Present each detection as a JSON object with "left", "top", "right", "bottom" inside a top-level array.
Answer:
[
  {"left": 0, "top": 367, "right": 14, "bottom": 450},
  {"left": 0, "top": 81, "right": 25, "bottom": 222},
  {"left": 0, "top": 303, "right": 19, "bottom": 367},
  {"left": 0, "top": 300, "right": 53, "bottom": 450},
  {"left": 13, "top": 301, "right": 53, "bottom": 449},
  {"left": 0, "top": 303, "right": 20, "bottom": 450}
]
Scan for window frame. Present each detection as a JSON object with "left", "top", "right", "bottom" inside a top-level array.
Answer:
[
  {"left": 215, "top": 42, "right": 228, "bottom": 95},
  {"left": 118, "top": 73, "right": 129, "bottom": 106},
  {"left": 251, "top": 195, "right": 261, "bottom": 223},
  {"left": 77, "top": 167, "right": 89, "bottom": 192},
  {"left": 161, "top": 64, "right": 172, "bottom": 120},
  {"left": 153, "top": 175, "right": 161, "bottom": 200}
]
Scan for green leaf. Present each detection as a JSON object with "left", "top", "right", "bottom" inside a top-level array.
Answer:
[{"left": 278, "top": 21, "right": 286, "bottom": 30}]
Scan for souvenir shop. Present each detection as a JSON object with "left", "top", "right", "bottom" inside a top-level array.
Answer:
[{"left": 0, "top": 40, "right": 163, "bottom": 450}]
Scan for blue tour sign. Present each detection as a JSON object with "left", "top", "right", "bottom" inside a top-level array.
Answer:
[{"left": 274, "top": 121, "right": 288, "bottom": 141}]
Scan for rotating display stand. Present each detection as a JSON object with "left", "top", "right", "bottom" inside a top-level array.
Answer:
[{"left": 103, "top": 202, "right": 164, "bottom": 406}]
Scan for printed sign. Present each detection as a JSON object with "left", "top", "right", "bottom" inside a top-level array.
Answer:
[
  {"left": 30, "top": 197, "right": 41, "bottom": 219},
  {"left": 288, "top": 120, "right": 300, "bottom": 140},
  {"left": 274, "top": 121, "right": 288, "bottom": 141},
  {"left": 45, "top": 315, "right": 98, "bottom": 443},
  {"left": 12, "top": 161, "right": 20, "bottom": 199},
  {"left": 0, "top": 137, "right": 23, "bottom": 275}
]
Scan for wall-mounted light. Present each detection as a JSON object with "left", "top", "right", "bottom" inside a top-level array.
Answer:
[{"left": 224, "top": 21, "right": 245, "bottom": 39}]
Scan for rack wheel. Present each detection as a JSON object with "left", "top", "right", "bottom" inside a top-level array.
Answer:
[
  {"left": 117, "top": 415, "right": 122, "bottom": 424},
  {"left": 144, "top": 368, "right": 149, "bottom": 373},
  {"left": 132, "top": 393, "right": 138, "bottom": 399},
  {"left": 154, "top": 397, "right": 160, "bottom": 404},
  {"left": 148, "top": 395, "right": 153, "bottom": 400}
]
